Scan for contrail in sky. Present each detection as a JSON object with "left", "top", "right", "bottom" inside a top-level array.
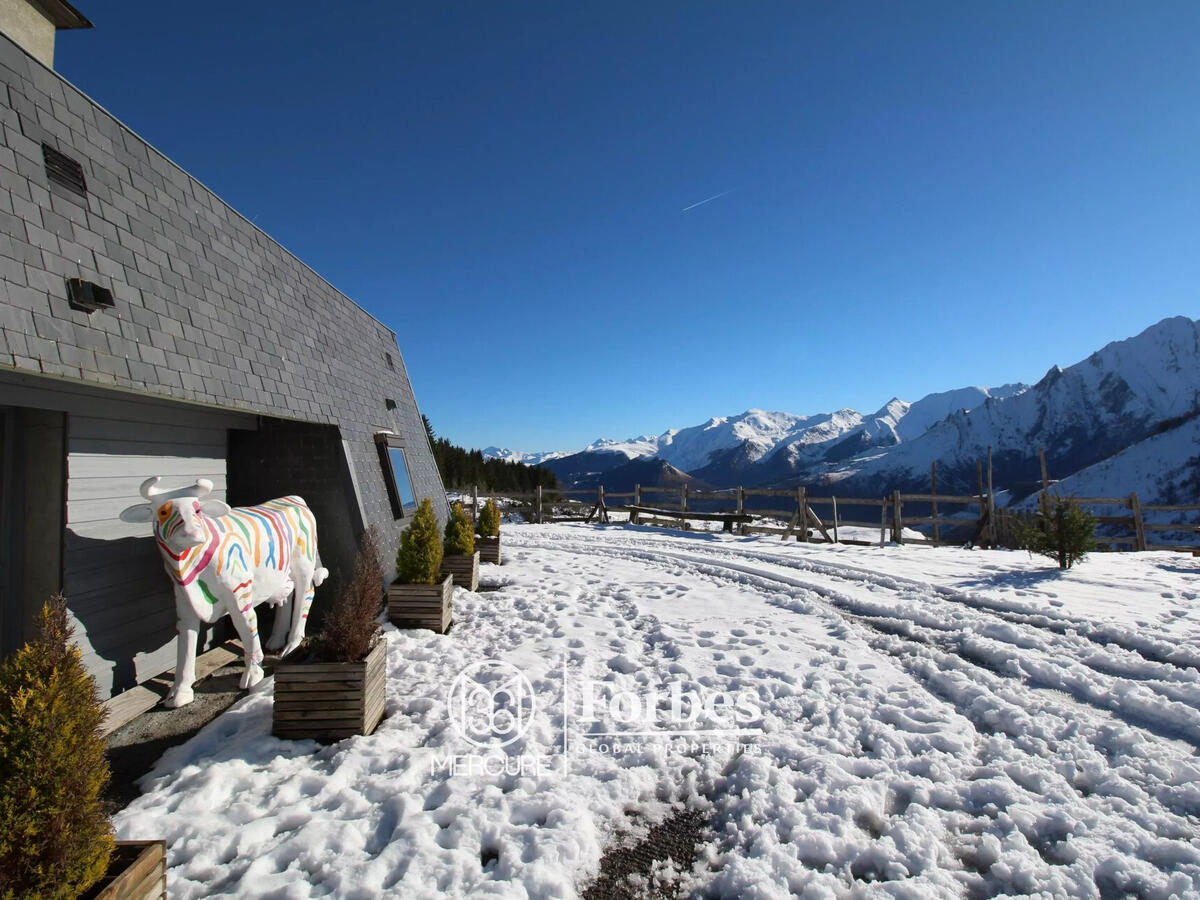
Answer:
[{"left": 681, "top": 190, "right": 733, "bottom": 212}]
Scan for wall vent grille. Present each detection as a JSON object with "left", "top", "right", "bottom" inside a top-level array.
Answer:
[{"left": 42, "top": 144, "right": 87, "bottom": 196}]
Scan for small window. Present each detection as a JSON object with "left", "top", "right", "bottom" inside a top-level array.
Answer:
[
  {"left": 377, "top": 434, "right": 417, "bottom": 518},
  {"left": 385, "top": 352, "right": 394, "bottom": 370}
]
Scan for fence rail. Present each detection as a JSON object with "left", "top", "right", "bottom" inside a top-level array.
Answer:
[{"left": 456, "top": 454, "right": 1199, "bottom": 556}]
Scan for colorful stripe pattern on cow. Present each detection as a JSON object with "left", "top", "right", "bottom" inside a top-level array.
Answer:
[{"left": 156, "top": 496, "right": 318, "bottom": 589}]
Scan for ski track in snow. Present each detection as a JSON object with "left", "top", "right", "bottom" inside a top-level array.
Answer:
[{"left": 113, "top": 524, "right": 1200, "bottom": 899}]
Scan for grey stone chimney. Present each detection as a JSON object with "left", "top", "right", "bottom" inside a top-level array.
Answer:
[{"left": 0, "top": 0, "right": 91, "bottom": 69}]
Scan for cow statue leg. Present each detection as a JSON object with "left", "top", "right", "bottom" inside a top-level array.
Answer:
[
  {"left": 264, "top": 579, "right": 294, "bottom": 653},
  {"left": 283, "top": 559, "right": 327, "bottom": 656},
  {"left": 228, "top": 585, "right": 265, "bottom": 690},
  {"left": 165, "top": 617, "right": 199, "bottom": 708}
]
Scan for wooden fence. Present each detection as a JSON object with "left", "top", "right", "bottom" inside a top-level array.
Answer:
[
  {"left": 995, "top": 496, "right": 1200, "bottom": 553},
  {"left": 459, "top": 477, "right": 1200, "bottom": 555},
  {"left": 459, "top": 482, "right": 991, "bottom": 549}
]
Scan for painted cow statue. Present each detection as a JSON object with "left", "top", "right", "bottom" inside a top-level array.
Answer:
[{"left": 121, "top": 477, "right": 328, "bottom": 708}]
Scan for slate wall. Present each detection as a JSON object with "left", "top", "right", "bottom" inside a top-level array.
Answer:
[{"left": 0, "top": 29, "right": 447, "bottom": 660}]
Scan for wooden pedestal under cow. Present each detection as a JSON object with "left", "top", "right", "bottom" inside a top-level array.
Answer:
[{"left": 121, "top": 477, "right": 328, "bottom": 708}]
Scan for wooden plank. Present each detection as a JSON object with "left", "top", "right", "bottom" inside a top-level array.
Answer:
[
  {"left": 892, "top": 490, "right": 903, "bottom": 544},
  {"left": 1143, "top": 522, "right": 1200, "bottom": 532},
  {"left": 619, "top": 506, "right": 752, "bottom": 523},
  {"left": 813, "top": 496, "right": 887, "bottom": 507},
  {"left": 1130, "top": 492, "right": 1148, "bottom": 551},
  {"left": 986, "top": 446, "right": 996, "bottom": 547},
  {"left": 896, "top": 493, "right": 982, "bottom": 505},
  {"left": 88, "top": 841, "right": 166, "bottom": 900},
  {"left": 1071, "top": 496, "right": 1133, "bottom": 506},
  {"left": 1142, "top": 504, "right": 1200, "bottom": 512},
  {"left": 931, "top": 461, "right": 939, "bottom": 545},
  {"left": 100, "top": 641, "right": 242, "bottom": 737},
  {"left": 806, "top": 504, "right": 833, "bottom": 544},
  {"left": 274, "top": 687, "right": 368, "bottom": 702}
]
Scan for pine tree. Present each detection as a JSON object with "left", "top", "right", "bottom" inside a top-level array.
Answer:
[
  {"left": 396, "top": 498, "right": 444, "bottom": 584},
  {"left": 477, "top": 498, "right": 501, "bottom": 538},
  {"left": 443, "top": 502, "right": 476, "bottom": 556},
  {"left": 0, "top": 596, "right": 114, "bottom": 899},
  {"left": 1015, "top": 495, "right": 1096, "bottom": 569}
]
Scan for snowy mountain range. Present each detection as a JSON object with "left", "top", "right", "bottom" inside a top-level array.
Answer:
[{"left": 487, "top": 316, "right": 1200, "bottom": 505}]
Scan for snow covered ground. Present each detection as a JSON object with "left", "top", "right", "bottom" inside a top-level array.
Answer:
[{"left": 113, "top": 524, "right": 1200, "bottom": 898}]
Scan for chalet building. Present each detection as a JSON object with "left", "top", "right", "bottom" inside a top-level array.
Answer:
[{"left": 0, "top": 1, "right": 447, "bottom": 697}]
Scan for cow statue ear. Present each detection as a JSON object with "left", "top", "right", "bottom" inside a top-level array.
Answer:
[
  {"left": 200, "top": 499, "right": 232, "bottom": 518},
  {"left": 119, "top": 504, "right": 155, "bottom": 523}
]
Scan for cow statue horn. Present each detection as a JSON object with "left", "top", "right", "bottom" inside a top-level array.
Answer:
[
  {"left": 140, "top": 476, "right": 165, "bottom": 500},
  {"left": 140, "top": 476, "right": 214, "bottom": 502}
]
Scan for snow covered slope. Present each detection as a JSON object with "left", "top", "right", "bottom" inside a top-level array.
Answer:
[
  {"left": 114, "top": 525, "right": 1200, "bottom": 898},
  {"left": 1015, "top": 412, "right": 1200, "bottom": 509}
]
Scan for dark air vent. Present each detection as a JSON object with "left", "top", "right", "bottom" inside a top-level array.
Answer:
[
  {"left": 42, "top": 144, "right": 87, "bottom": 196},
  {"left": 65, "top": 278, "right": 114, "bottom": 313},
  {"left": 385, "top": 398, "right": 397, "bottom": 411},
  {"left": 385, "top": 352, "right": 395, "bottom": 370}
]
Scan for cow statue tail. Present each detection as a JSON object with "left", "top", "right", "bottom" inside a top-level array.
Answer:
[{"left": 313, "top": 552, "right": 329, "bottom": 587}]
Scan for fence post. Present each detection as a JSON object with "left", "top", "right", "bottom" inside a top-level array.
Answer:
[
  {"left": 879, "top": 498, "right": 887, "bottom": 547},
  {"left": 472, "top": 484, "right": 479, "bottom": 524},
  {"left": 736, "top": 485, "right": 744, "bottom": 516},
  {"left": 798, "top": 486, "right": 808, "bottom": 542},
  {"left": 536, "top": 484, "right": 543, "bottom": 524},
  {"left": 892, "top": 490, "right": 904, "bottom": 544},
  {"left": 1130, "top": 492, "right": 1147, "bottom": 551},
  {"left": 832, "top": 496, "right": 839, "bottom": 544},
  {"left": 930, "top": 462, "right": 940, "bottom": 544},
  {"left": 632, "top": 484, "right": 641, "bottom": 525},
  {"left": 986, "top": 446, "right": 996, "bottom": 547},
  {"left": 681, "top": 483, "right": 688, "bottom": 514}
]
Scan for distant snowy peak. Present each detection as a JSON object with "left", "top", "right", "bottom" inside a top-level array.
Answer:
[
  {"left": 581, "top": 436, "right": 659, "bottom": 459},
  {"left": 481, "top": 447, "right": 567, "bottom": 465},
  {"left": 871, "top": 384, "right": 1030, "bottom": 443},
  {"left": 656, "top": 409, "right": 810, "bottom": 472}
]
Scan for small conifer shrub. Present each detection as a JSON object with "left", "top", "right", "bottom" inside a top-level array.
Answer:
[
  {"left": 477, "top": 498, "right": 501, "bottom": 538},
  {"left": 1015, "top": 494, "right": 1097, "bottom": 569},
  {"left": 443, "top": 502, "right": 476, "bottom": 556},
  {"left": 0, "top": 595, "right": 114, "bottom": 899},
  {"left": 313, "top": 529, "right": 384, "bottom": 663},
  {"left": 396, "top": 497, "right": 444, "bottom": 584}
]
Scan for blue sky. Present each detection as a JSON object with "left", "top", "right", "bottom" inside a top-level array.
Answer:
[{"left": 60, "top": 1, "right": 1200, "bottom": 451}]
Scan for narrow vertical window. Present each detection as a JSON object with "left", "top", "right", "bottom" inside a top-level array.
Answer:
[{"left": 377, "top": 434, "right": 416, "bottom": 517}]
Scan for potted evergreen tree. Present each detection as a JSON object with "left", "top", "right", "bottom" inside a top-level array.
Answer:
[
  {"left": 439, "top": 502, "right": 479, "bottom": 591},
  {"left": 0, "top": 595, "right": 166, "bottom": 900},
  {"left": 388, "top": 498, "right": 453, "bottom": 633},
  {"left": 476, "top": 497, "right": 502, "bottom": 565},
  {"left": 273, "top": 530, "right": 388, "bottom": 741}
]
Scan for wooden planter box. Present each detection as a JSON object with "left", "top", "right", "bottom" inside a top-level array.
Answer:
[
  {"left": 388, "top": 574, "right": 453, "bottom": 633},
  {"left": 272, "top": 636, "right": 387, "bottom": 741},
  {"left": 84, "top": 840, "right": 166, "bottom": 900},
  {"left": 440, "top": 551, "right": 479, "bottom": 591},
  {"left": 477, "top": 535, "right": 501, "bottom": 565}
]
